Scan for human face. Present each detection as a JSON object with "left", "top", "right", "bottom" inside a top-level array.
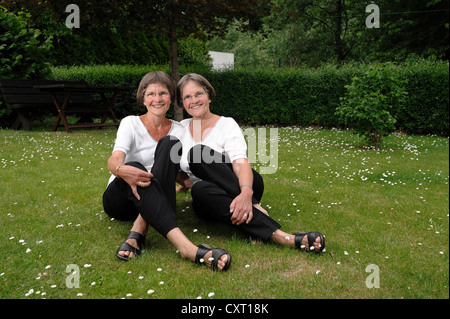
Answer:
[
  {"left": 181, "top": 81, "right": 211, "bottom": 118},
  {"left": 143, "top": 83, "right": 171, "bottom": 116}
]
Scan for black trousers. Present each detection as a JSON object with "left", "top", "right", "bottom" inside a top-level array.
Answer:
[
  {"left": 102, "top": 136, "right": 182, "bottom": 237},
  {"left": 189, "top": 145, "right": 281, "bottom": 241}
]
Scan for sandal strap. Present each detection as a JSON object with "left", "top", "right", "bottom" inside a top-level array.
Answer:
[
  {"left": 211, "top": 248, "right": 232, "bottom": 271},
  {"left": 116, "top": 242, "right": 142, "bottom": 261},
  {"left": 294, "top": 232, "right": 306, "bottom": 249},
  {"left": 117, "top": 241, "right": 141, "bottom": 255},
  {"left": 294, "top": 232, "right": 325, "bottom": 253},
  {"left": 116, "top": 231, "right": 146, "bottom": 261},
  {"left": 127, "top": 231, "right": 146, "bottom": 250},
  {"left": 195, "top": 244, "right": 212, "bottom": 264},
  {"left": 308, "top": 232, "right": 325, "bottom": 251},
  {"left": 195, "top": 245, "right": 232, "bottom": 271}
]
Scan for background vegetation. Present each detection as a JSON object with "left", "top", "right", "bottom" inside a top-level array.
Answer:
[
  {"left": 1, "top": 1, "right": 449, "bottom": 138},
  {"left": 0, "top": 0, "right": 448, "bottom": 301},
  {"left": 45, "top": 60, "right": 449, "bottom": 139}
]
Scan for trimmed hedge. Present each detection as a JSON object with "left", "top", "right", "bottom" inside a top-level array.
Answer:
[{"left": 46, "top": 61, "right": 449, "bottom": 136}]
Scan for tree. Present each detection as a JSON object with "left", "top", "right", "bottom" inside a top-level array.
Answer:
[
  {"left": 4, "top": 0, "right": 268, "bottom": 120},
  {"left": 358, "top": 0, "right": 449, "bottom": 61},
  {"left": 264, "top": 0, "right": 367, "bottom": 65},
  {"left": 121, "top": 0, "right": 268, "bottom": 120}
]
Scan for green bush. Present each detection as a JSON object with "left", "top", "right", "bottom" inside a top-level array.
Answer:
[
  {"left": 336, "top": 63, "right": 409, "bottom": 148},
  {"left": 0, "top": 7, "right": 53, "bottom": 80},
  {"left": 0, "top": 6, "right": 53, "bottom": 123},
  {"left": 48, "top": 65, "right": 171, "bottom": 119},
  {"left": 43, "top": 61, "right": 448, "bottom": 137},
  {"left": 205, "top": 66, "right": 355, "bottom": 127},
  {"left": 395, "top": 59, "right": 449, "bottom": 136},
  {"left": 51, "top": 29, "right": 169, "bottom": 66}
]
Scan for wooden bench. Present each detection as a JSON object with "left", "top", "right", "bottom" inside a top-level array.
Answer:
[{"left": 0, "top": 79, "right": 126, "bottom": 133}]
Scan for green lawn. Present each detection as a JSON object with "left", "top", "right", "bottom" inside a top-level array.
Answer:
[{"left": 0, "top": 125, "right": 448, "bottom": 299}]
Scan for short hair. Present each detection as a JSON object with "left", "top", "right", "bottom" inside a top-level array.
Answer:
[
  {"left": 176, "top": 73, "right": 216, "bottom": 106},
  {"left": 136, "top": 71, "right": 175, "bottom": 105}
]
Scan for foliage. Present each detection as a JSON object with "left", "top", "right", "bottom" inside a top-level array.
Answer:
[
  {"left": 208, "top": 20, "right": 273, "bottom": 68},
  {"left": 0, "top": 6, "right": 53, "bottom": 79},
  {"left": 50, "top": 29, "right": 169, "bottom": 66},
  {"left": 48, "top": 65, "right": 171, "bottom": 119},
  {"left": 178, "top": 36, "right": 211, "bottom": 67},
  {"left": 336, "top": 63, "right": 409, "bottom": 149},
  {"left": 208, "top": 0, "right": 449, "bottom": 67},
  {"left": 43, "top": 60, "right": 448, "bottom": 139},
  {"left": 395, "top": 58, "right": 450, "bottom": 136},
  {"left": 0, "top": 6, "right": 53, "bottom": 121},
  {"left": 361, "top": 0, "right": 449, "bottom": 62}
]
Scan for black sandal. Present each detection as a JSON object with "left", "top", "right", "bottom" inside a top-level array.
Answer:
[
  {"left": 116, "top": 231, "right": 146, "bottom": 261},
  {"left": 195, "top": 244, "right": 232, "bottom": 271},
  {"left": 294, "top": 232, "right": 326, "bottom": 253}
]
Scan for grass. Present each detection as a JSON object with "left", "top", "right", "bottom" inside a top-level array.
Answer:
[{"left": 0, "top": 122, "right": 448, "bottom": 300}]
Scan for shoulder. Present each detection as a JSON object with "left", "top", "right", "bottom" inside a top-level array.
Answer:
[
  {"left": 169, "top": 119, "right": 186, "bottom": 139},
  {"left": 119, "top": 115, "right": 139, "bottom": 127},
  {"left": 218, "top": 116, "right": 240, "bottom": 129},
  {"left": 170, "top": 119, "right": 183, "bottom": 128},
  {"left": 170, "top": 119, "right": 186, "bottom": 132},
  {"left": 180, "top": 118, "right": 191, "bottom": 128}
]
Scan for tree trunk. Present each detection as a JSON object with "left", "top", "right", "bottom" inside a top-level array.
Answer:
[
  {"left": 334, "top": 0, "right": 345, "bottom": 63},
  {"left": 167, "top": 15, "right": 183, "bottom": 122}
]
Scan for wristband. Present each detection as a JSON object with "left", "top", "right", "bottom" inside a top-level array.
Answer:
[{"left": 115, "top": 164, "right": 123, "bottom": 176}]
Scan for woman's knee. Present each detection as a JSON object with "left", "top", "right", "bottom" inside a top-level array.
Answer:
[
  {"left": 156, "top": 135, "right": 182, "bottom": 163},
  {"left": 103, "top": 191, "right": 139, "bottom": 221}
]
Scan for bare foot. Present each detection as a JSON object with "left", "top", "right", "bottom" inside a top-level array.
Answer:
[
  {"left": 118, "top": 237, "right": 141, "bottom": 259},
  {"left": 117, "top": 215, "right": 148, "bottom": 259},
  {"left": 270, "top": 229, "right": 323, "bottom": 251},
  {"left": 202, "top": 250, "right": 229, "bottom": 271}
]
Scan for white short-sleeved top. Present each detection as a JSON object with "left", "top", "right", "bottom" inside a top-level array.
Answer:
[
  {"left": 179, "top": 116, "right": 247, "bottom": 184},
  {"left": 107, "top": 115, "right": 185, "bottom": 185}
]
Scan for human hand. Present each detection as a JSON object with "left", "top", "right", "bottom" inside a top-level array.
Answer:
[
  {"left": 229, "top": 188, "right": 253, "bottom": 225},
  {"left": 119, "top": 165, "right": 153, "bottom": 200},
  {"left": 176, "top": 185, "right": 188, "bottom": 193}
]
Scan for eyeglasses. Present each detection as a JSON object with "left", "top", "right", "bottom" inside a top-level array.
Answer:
[
  {"left": 182, "top": 91, "right": 206, "bottom": 102},
  {"left": 146, "top": 92, "right": 170, "bottom": 99}
]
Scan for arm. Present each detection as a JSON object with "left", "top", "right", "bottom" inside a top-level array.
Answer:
[
  {"left": 229, "top": 158, "right": 254, "bottom": 225},
  {"left": 108, "top": 150, "right": 153, "bottom": 200}
]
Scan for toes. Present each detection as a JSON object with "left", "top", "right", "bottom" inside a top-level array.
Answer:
[
  {"left": 203, "top": 251, "right": 228, "bottom": 271},
  {"left": 217, "top": 254, "right": 228, "bottom": 271},
  {"left": 119, "top": 250, "right": 134, "bottom": 258},
  {"left": 315, "top": 237, "right": 322, "bottom": 250},
  {"left": 203, "top": 251, "right": 213, "bottom": 267}
]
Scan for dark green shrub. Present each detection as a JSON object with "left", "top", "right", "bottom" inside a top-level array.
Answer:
[
  {"left": 0, "top": 7, "right": 53, "bottom": 79},
  {"left": 44, "top": 61, "right": 448, "bottom": 137},
  {"left": 336, "top": 63, "right": 409, "bottom": 148},
  {"left": 0, "top": 6, "right": 53, "bottom": 123},
  {"left": 395, "top": 59, "right": 449, "bottom": 136}
]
